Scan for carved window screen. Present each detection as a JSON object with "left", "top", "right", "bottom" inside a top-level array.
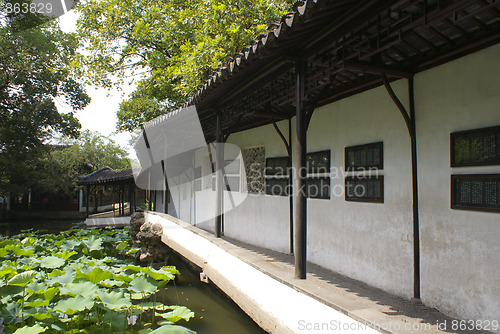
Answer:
[{"left": 242, "top": 146, "right": 265, "bottom": 193}]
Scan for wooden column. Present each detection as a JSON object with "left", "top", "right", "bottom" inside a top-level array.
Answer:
[
  {"left": 215, "top": 113, "right": 223, "bottom": 238},
  {"left": 409, "top": 78, "right": 420, "bottom": 299},
  {"left": 85, "top": 185, "right": 90, "bottom": 218},
  {"left": 382, "top": 75, "right": 420, "bottom": 299},
  {"left": 288, "top": 118, "right": 294, "bottom": 254},
  {"left": 294, "top": 60, "right": 307, "bottom": 279}
]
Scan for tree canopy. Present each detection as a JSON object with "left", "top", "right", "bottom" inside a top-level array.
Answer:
[
  {"left": 0, "top": 17, "right": 90, "bottom": 194},
  {"left": 74, "top": 0, "right": 292, "bottom": 132},
  {"left": 34, "top": 131, "right": 131, "bottom": 197}
]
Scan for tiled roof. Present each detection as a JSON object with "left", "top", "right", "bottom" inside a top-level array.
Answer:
[{"left": 77, "top": 167, "right": 135, "bottom": 185}]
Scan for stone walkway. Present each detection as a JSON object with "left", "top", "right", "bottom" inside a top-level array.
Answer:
[
  {"left": 220, "top": 237, "right": 490, "bottom": 334},
  {"left": 148, "top": 211, "right": 490, "bottom": 334}
]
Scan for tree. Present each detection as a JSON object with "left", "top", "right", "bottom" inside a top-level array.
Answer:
[
  {"left": 33, "top": 131, "right": 131, "bottom": 197},
  {"left": 74, "top": 0, "right": 292, "bottom": 132},
  {"left": 0, "top": 19, "right": 90, "bottom": 195}
]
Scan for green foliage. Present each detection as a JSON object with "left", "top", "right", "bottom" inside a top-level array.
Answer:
[
  {"left": 30, "top": 130, "right": 131, "bottom": 197},
  {"left": 0, "top": 20, "right": 90, "bottom": 194},
  {"left": 74, "top": 0, "right": 292, "bottom": 132},
  {"left": 0, "top": 227, "right": 195, "bottom": 333}
]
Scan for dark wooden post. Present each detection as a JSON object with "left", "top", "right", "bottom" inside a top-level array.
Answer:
[
  {"left": 85, "top": 185, "right": 90, "bottom": 218},
  {"left": 288, "top": 118, "right": 294, "bottom": 254},
  {"left": 121, "top": 185, "right": 125, "bottom": 216},
  {"left": 382, "top": 75, "right": 420, "bottom": 299},
  {"left": 409, "top": 78, "right": 420, "bottom": 299},
  {"left": 129, "top": 186, "right": 134, "bottom": 215},
  {"left": 294, "top": 60, "right": 307, "bottom": 279},
  {"left": 215, "top": 113, "right": 223, "bottom": 238}
]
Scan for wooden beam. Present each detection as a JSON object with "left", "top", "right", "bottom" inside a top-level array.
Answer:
[{"left": 343, "top": 60, "right": 414, "bottom": 78}]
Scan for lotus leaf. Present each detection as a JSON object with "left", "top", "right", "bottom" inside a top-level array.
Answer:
[
  {"left": 55, "top": 250, "right": 78, "bottom": 260},
  {"left": 40, "top": 256, "right": 66, "bottom": 269},
  {"left": 83, "top": 236, "right": 103, "bottom": 252},
  {"left": 12, "top": 324, "right": 46, "bottom": 334},
  {"left": 129, "top": 276, "right": 158, "bottom": 294},
  {"left": 156, "top": 306, "right": 194, "bottom": 323},
  {"left": 148, "top": 324, "right": 196, "bottom": 334},
  {"left": 59, "top": 282, "right": 98, "bottom": 297},
  {"left": 1, "top": 302, "right": 23, "bottom": 325},
  {"left": 96, "top": 290, "right": 131, "bottom": 310},
  {"left": 75, "top": 267, "right": 113, "bottom": 284},
  {"left": 0, "top": 248, "right": 9, "bottom": 257},
  {"left": 8, "top": 271, "right": 37, "bottom": 287},
  {"left": 54, "top": 296, "right": 95, "bottom": 315},
  {"left": 142, "top": 268, "right": 175, "bottom": 282}
]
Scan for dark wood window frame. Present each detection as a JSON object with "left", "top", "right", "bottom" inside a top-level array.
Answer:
[
  {"left": 451, "top": 174, "right": 500, "bottom": 213},
  {"left": 306, "top": 176, "right": 331, "bottom": 200},
  {"left": 345, "top": 175, "right": 384, "bottom": 203},
  {"left": 345, "top": 141, "right": 384, "bottom": 171},
  {"left": 265, "top": 156, "right": 290, "bottom": 197},
  {"left": 450, "top": 125, "right": 500, "bottom": 167},
  {"left": 307, "top": 150, "right": 331, "bottom": 174},
  {"left": 306, "top": 150, "right": 331, "bottom": 200},
  {"left": 266, "top": 178, "right": 290, "bottom": 196}
]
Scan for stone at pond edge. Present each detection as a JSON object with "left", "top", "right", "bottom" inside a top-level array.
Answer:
[{"left": 129, "top": 212, "right": 171, "bottom": 263}]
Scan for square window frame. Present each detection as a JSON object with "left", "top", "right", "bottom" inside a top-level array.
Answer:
[
  {"left": 450, "top": 174, "right": 500, "bottom": 213},
  {"left": 344, "top": 142, "right": 384, "bottom": 171},
  {"left": 344, "top": 175, "right": 384, "bottom": 203},
  {"left": 450, "top": 125, "right": 500, "bottom": 167}
]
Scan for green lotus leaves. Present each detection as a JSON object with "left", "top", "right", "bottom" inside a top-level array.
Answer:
[
  {"left": 156, "top": 306, "right": 195, "bottom": 323},
  {"left": 129, "top": 276, "right": 158, "bottom": 294},
  {"left": 55, "top": 250, "right": 78, "bottom": 260},
  {"left": 96, "top": 290, "right": 132, "bottom": 310},
  {"left": 0, "top": 227, "right": 194, "bottom": 333},
  {"left": 8, "top": 270, "right": 37, "bottom": 287},
  {"left": 148, "top": 324, "right": 197, "bottom": 334},
  {"left": 75, "top": 267, "right": 113, "bottom": 284},
  {"left": 1, "top": 302, "right": 23, "bottom": 325},
  {"left": 13, "top": 324, "right": 46, "bottom": 334},
  {"left": 54, "top": 295, "right": 95, "bottom": 315},
  {"left": 59, "top": 281, "right": 98, "bottom": 297},
  {"left": 40, "top": 256, "right": 66, "bottom": 269}
]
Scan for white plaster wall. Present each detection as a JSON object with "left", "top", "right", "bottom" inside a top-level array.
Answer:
[
  {"left": 224, "top": 96, "right": 415, "bottom": 298},
  {"left": 415, "top": 43, "right": 500, "bottom": 324},
  {"left": 225, "top": 121, "right": 292, "bottom": 254},
  {"left": 306, "top": 80, "right": 414, "bottom": 298}
]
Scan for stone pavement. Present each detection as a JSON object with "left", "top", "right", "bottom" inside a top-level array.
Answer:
[
  {"left": 147, "top": 211, "right": 491, "bottom": 334},
  {"left": 218, "top": 237, "right": 491, "bottom": 334}
]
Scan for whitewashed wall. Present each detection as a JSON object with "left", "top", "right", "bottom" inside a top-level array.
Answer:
[{"left": 416, "top": 43, "right": 500, "bottom": 324}]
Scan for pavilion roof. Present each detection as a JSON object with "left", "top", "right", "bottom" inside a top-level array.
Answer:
[{"left": 77, "top": 167, "right": 135, "bottom": 186}]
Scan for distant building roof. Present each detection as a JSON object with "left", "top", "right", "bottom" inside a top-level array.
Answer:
[{"left": 77, "top": 167, "right": 136, "bottom": 186}]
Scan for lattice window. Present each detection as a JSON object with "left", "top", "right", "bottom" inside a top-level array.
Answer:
[
  {"left": 242, "top": 146, "right": 265, "bottom": 193},
  {"left": 306, "top": 177, "right": 330, "bottom": 199},
  {"left": 345, "top": 176, "right": 384, "bottom": 203},
  {"left": 345, "top": 142, "right": 383, "bottom": 171},
  {"left": 307, "top": 150, "right": 331, "bottom": 173},
  {"left": 451, "top": 126, "right": 500, "bottom": 167},
  {"left": 451, "top": 174, "right": 500, "bottom": 212},
  {"left": 265, "top": 156, "right": 290, "bottom": 196},
  {"left": 306, "top": 150, "right": 331, "bottom": 199},
  {"left": 266, "top": 178, "right": 290, "bottom": 196}
]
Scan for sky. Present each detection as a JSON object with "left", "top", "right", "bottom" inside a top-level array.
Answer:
[{"left": 58, "top": 11, "right": 136, "bottom": 158}]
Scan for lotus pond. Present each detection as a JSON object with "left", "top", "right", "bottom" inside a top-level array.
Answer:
[{"left": 0, "top": 224, "right": 267, "bottom": 334}]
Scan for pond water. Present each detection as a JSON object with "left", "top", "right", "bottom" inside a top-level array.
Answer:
[{"left": 0, "top": 220, "right": 267, "bottom": 334}]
